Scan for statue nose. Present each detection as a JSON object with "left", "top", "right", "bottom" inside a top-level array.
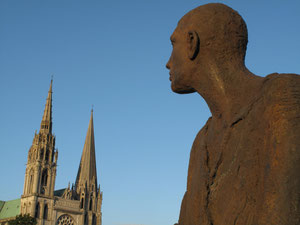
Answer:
[{"left": 166, "top": 59, "right": 171, "bottom": 70}]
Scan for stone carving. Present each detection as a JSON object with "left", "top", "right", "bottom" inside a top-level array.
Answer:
[
  {"left": 166, "top": 3, "right": 300, "bottom": 225},
  {"left": 62, "top": 183, "right": 77, "bottom": 200},
  {"left": 55, "top": 199, "right": 79, "bottom": 209}
]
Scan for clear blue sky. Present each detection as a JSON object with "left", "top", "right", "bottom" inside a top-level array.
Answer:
[{"left": 0, "top": 1, "right": 299, "bottom": 225}]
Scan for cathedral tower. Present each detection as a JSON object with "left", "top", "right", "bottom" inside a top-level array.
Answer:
[
  {"left": 21, "top": 80, "right": 58, "bottom": 222},
  {"left": 75, "top": 110, "right": 103, "bottom": 225},
  {"left": 18, "top": 80, "right": 102, "bottom": 225}
]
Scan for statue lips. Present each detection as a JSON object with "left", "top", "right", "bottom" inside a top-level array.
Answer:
[{"left": 169, "top": 72, "right": 173, "bottom": 81}]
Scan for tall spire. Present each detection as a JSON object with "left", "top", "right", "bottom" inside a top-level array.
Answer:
[
  {"left": 75, "top": 110, "right": 98, "bottom": 192},
  {"left": 22, "top": 79, "right": 57, "bottom": 200},
  {"left": 40, "top": 79, "right": 53, "bottom": 133}
]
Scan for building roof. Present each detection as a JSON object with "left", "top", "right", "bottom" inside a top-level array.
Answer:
[
  {"left": 0, "top": 189, "right": 66, "bottom": 220},
  {"left": 54, "top": 188, "right": 66, "bottom": 197},
  {"left": 0, "top": 201, "right": 5, "bottom": 211},
  {"left": 0, "top": 199, "right": 20, "bottom": 220}
]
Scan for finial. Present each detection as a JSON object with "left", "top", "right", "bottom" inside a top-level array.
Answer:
[
  {"left": 91, "top": 104, "right": 94, "bottom": 113},
  {"left": 51, "top": 74, "right": 54, "bottom": 81}
]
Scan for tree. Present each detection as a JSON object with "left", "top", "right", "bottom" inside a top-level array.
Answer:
[{"left": 9, "top": 214, "right": 37, "bottom": 225}]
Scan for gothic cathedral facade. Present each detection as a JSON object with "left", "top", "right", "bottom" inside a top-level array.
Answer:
[{"left": 1, "top": 80, "right": 103, "bottom": 225}]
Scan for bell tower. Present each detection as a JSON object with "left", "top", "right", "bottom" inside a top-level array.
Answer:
[{"left": 21, "top": 80, "right": 58, "bottom": 220}]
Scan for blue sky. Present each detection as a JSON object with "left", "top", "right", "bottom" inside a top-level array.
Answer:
[{"left": 0, "top": 1, "right": 299, "bottom": 225}]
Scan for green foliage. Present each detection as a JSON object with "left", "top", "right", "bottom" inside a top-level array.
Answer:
[{"left": 9, "top": 214, "right": 37, "bottom": 225}]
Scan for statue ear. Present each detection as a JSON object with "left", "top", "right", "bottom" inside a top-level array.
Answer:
[{"left": 187, "top": 31, "right": 199, "bottom": 60}]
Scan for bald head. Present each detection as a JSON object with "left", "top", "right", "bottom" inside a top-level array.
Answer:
[
  {"left": 166, "top": 3, "right": 251, "bottom": 96},
  {"left": 179, "top": 3, "right": 248, "bottom": 62}
]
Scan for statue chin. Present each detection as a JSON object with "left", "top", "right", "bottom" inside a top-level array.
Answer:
[{"left": 171, "top": 84, "right": 196, "bottom": 94}]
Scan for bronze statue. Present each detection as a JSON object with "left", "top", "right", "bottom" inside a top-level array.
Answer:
[{"left": 166, "top": 3, "right": 300, "bottom": 225}]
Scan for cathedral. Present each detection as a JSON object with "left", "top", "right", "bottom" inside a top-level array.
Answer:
[{"left": 0, "top": 80, "right": 103, "bottom": 225}]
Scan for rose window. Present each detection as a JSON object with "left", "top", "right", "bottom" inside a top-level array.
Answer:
[{"left": 57, "top": 214, "right": 75, "bottom": 225}]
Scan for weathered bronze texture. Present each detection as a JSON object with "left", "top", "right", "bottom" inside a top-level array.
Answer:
[{"left": 166, "top": 3, "right": 300, "bottom": 225}]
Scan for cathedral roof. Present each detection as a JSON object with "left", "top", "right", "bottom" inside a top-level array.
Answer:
[
  {"left": 54, "top": 188, "right": 66, "bottom": 197},
  {"left": 0, "top": 201, "right": 4, "bottom": 211},
  {"left": 75, "top": 110, "right": 98, "bottom": 192},
  {"left": 0, "top": 199, "right": 20, "bottom": 220}
]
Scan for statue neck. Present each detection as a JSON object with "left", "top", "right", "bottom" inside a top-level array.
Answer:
[{"left": 194, "top": 63, "right": 264, "bottom": 125}]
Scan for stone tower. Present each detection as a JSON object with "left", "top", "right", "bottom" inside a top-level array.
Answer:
[
  {"left": 18, "top": 80, "right": 102, "bottom": 225},
  {"left": 74, "top": 110, "right": 103, "bottom": 225},
  {"left": 21, "top": 79, "right": 58, "bottom": 222}
]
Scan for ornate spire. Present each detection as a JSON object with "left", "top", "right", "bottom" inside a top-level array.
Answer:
[
  {"left": 40, "top": 79, "right": 53, "bottom": 133},
  {"left": 75, "top": 110, "right": 98, "bottom": 193},
  {"left": 22, "top": 79, "right": 56, "bottom": 199}
]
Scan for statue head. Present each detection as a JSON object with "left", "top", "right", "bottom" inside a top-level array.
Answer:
[{"left": 166, "top": 3, "right": 248, "bottom": 94}]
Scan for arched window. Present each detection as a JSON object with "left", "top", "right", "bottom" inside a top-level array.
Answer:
[
  {"left": 45, "top": 150, "right": 50, "bottom": 162},
  {"left": 89, "top": 198, "right": 93, "bottom": 210},
  {"left": 80, "top": 192, "right": 85, "bottom": 209},
  {"left": 41, "top": 169, "right": 48, "bottom": 194},
  {"left": 84, "top": 213, "right": 88, "bottom": 224},
  {"left": 28, "top": 170, "right": 34, "bottom": 194},
  {"left": 35, "top": 202, "right": 40, "bottom": 218},
  {"left": 40, "top": 149, "right": 44, "bottom": 160},
  {"left": 41, "top": 169, "right": 48, "bottom": 186},
  {"left": 43, "top": 204, "right": 48, "bottom": 219},
  {"left": 92, "top": 214, "right": 96, "bottom": 225},
  {"left": 80, "top": 198, "right": 84, "bottom": 209}
]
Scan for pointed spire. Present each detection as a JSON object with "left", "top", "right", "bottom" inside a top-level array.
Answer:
[
  {"left": 75, "top": 110, "right": 98, "bottom": 193},
  {"left": 40, "top": 79, "right": 53, "bottom": 133}
]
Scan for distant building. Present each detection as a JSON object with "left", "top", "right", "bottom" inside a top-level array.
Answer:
[{"left": 0, "top": 80, "right": 103, "bottom": 225}]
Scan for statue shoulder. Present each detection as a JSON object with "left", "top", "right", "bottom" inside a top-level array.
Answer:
[
  {"left": 262, "top": 73, "right": 300, "bottom": 110},
  {"left": 258, "top": 73, "right": 300, "bottom": 224},
  {"left": 261, "top": 73, "right": 300, "bottom": 147},
  {"left": 194, "top": 117, "right": 212, "bottom": 141},
  {"left": 263, "top": 72, "right": 300, "bottom": 92}
]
